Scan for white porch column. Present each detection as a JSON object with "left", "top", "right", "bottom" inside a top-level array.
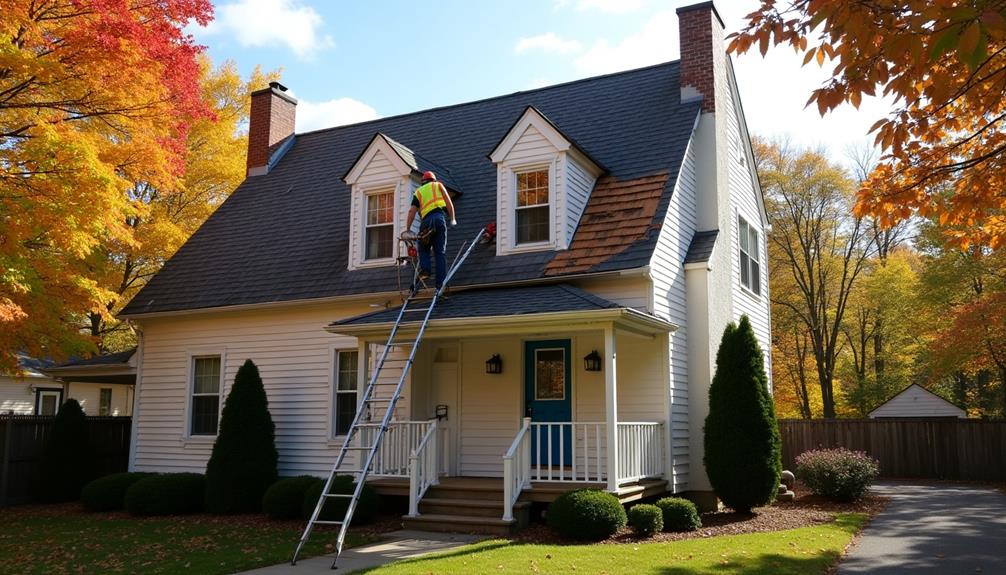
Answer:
[{"left": 604, "top": 326, "right": 618, "bottom": 492}]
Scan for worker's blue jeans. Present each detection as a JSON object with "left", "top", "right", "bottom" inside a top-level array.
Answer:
[{"left": 419, "top": 210, "right": 448, "bottom": 288}]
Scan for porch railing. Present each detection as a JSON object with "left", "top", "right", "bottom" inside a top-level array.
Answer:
[
  {"left": 360, "top": 420, "right": 433, "bottom": 477},
  {"left": 529, "top": 421, "right": 607, "bottom": 482},
  {"left": 502, "top": 417, "right": 532, "bottom": 522},
  {"left": 407, "top": 419, "right": 439, "bottom": 517},
  {"left": 616, "top": 422, "right": 665, "bottom": 484}
]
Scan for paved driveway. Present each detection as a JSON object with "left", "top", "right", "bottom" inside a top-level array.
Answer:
[{"left": 837, "top": 482, "right": 1006, "bottom": 574}]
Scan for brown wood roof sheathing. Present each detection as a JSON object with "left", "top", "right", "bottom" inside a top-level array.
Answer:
[{"left": 545, "top": 172, "right": 669, "bottom": 275}]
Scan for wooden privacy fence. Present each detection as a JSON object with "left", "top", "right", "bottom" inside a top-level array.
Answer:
[
  {"left": 0, "top": 415, "right": 132, "bottom": 506},
  {"left": 778, "top": 418, "right": 1006, "bottom": 481}
]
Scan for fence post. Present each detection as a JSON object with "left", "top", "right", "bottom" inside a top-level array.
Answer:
[{"left": 1, "top": 416, "right": 11, "bottom": 507}]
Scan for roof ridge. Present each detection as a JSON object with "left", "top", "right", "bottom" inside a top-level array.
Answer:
[{"left": 294, "top": 61, "right": 680, "bottom": 138}]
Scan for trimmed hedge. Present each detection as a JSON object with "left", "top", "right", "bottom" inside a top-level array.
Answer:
[
  {"left": 546, "top": 489, "right": 627, "bottom": 541},
  {"left": 656, "top": 497, "right": 701, "bottom": 532},
  {"left": 81, "top": 472, "right": 154, "bottom": 512},
  {"left": 796, "top": 448, "right": 879, "bottom": 502},
  {"left": 302, "top": 476, "right": 380, "bottom": 524},
  {"left": 703, "top": 316, "right": 782, "bottom": 513},
  {"left": 627, "top": 504, "right": 663, "bottom": 537},
  {"left": 33, "top": 399, "right": 95, "bottom": 503},
  {"left": 263, "top": 476, "right": 320, "bottom": 520},
  {"left": 125, "top": 473, "right": 206, "bottom": 516},
  {"left": 205, "top": 360, "right": 279, "bottom": 514}
]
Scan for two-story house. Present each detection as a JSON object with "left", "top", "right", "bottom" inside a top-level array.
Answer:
[{"left": 120, "top": 1, "right": 770, "bottom": 531}]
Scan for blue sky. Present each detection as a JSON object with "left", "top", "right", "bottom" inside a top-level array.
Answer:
[{"left": 190, "top": 0, "right": 888, "bottom": 157}]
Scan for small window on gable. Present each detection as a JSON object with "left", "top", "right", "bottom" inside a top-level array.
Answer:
[
  {"left": 739, "top": 216, "right": 761, "bottom": 296},
  {"left": 516, "top": 168, "right": 550, "bottom": 245},
  {"left": 365, "top": 189, "right": 395, "bottom": 261}
]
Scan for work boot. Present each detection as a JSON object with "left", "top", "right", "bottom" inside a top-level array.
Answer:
[{"left": 417, "top": 269, "right": 431, "bottom": 282}]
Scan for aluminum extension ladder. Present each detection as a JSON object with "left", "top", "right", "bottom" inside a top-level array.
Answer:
[{"left": 292, "top": 227, "right": 485, "bottom": 569}]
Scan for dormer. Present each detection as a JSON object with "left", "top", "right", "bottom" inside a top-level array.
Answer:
[
  {"left": 489, "top": 106, "right": 604, "bottom": 256},
  {"left": 343, "top": 133, "right": 460, "bottom": 270}
]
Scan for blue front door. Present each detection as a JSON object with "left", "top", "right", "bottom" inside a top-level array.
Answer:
[{"left": 524, "top": 339, "right": 572, "bottom": 466}]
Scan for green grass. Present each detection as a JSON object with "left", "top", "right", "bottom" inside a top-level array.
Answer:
[
  {"left": 0, "top": 509, "right": 377, "bottom": 575},
  {"left": 355, "top": 513, "right": 868, "bottom": 575}
]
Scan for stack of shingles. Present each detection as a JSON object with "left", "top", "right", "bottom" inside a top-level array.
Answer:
[{"left": 545, "top": 171, "right": 669, "bottom": 275}]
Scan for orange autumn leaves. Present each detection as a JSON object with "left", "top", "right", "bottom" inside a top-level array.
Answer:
[
  {"left": 730, "top": 0, "right": 1006, "bottom": 250},
  {"left": 1, "top": 0, "right": 212, "bottom": 370}
]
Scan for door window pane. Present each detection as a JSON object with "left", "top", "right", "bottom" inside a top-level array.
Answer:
[
  {"left": 40, "top": 393, "right": 58, "bottom": 416},
  {"left": 535, "top": 348, "right": 565, "bottom": 400}
]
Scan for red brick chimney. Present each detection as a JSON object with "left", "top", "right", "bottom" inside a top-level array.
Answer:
[
  {"left": 676, "top": 1, "right": 725, "bottom": 114},
  {"left": 247, "top": 81, "right": 297, "bottom": 176}
]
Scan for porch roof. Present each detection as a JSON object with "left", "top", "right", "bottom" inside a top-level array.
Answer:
[{"left": 326, "top": 284, "right": 675, "bottom": 337}]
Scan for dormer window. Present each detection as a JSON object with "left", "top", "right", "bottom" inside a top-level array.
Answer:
[
  {"left": 343, "top": 133, "right": 461, "bottom": 271},
  {"left": 516, "top": 168, "right": 550, "bottom": 245},
  {"left": 365, "top": 189, "right": 395, "bottom": 260},
  {"left": 489, "top": 106, "right": 604, "bottom": 256}
]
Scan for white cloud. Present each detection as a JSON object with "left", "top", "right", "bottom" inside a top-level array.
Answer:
[
  {"left": 197, "top": 0, "right": 333, "bottom": 59},
  {"left": 515, "top": 32, "right": 582, "bottom": 55},
  {"left": 574, "top": 11, "right": 677, "bottom": 75},
  {"left": 577, "top": 0, "right": 647, "bottom": 13},
  {"left": 295, "top": 97, "right": 379, "bottom": 132}
]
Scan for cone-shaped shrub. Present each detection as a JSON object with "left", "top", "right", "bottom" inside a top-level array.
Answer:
[
  {"left": 703, "top": 316, "right": 781, "bottom": 513},
  {"left": 205, "top": 359, "right": 278, "bottom": 513},
  {"left": 33, "top": 399, "right": 95, "bottom": 502}
]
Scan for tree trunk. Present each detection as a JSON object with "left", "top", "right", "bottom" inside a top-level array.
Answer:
[{"left": 873, "top": 317, "right": 884, "bottom": 381}]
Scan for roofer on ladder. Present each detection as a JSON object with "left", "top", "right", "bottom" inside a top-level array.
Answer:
[{"left": 406, "top": 171, "right": 457, "bottom": 290}]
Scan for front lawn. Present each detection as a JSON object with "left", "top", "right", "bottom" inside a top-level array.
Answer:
[
  {"left": 355, "top": 513, "right": 868, "bottom": 575},
  {"left": 0, "top": 505, "right": 379, "bottom": 575}
]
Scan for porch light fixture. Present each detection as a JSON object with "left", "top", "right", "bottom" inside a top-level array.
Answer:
[
  {"left": 584, "top": 350, "right": 602, "bottom": 372},
  {"left": 485, "top": 354, "right": 503, "bottom": 374}
]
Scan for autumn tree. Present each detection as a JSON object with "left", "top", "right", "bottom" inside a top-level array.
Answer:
[
  {"left": 731, "top": 1, "right": 1006, "bottom": 249},
  {"left": 0, "top": 0, "right": 212, "bottom": 370},
  {"left": 87, "top": 57, "right": 277, "bottom": 351},
  {"left": 757, "top": 139, "right": 874, "bottom": 418}
]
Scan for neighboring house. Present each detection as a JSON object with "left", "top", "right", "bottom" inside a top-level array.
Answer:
[
  {"left": 868, "top": 384, "right": 966, "bottom": 419},
  {"left": 120, "top": 2, "right": 770, "bottom": 526},
  {"left": 0, "top": 356, "right": 61, "bottom": 415},
  {"left": 0, "top": 350, "right": 135, "bottom": 416}
]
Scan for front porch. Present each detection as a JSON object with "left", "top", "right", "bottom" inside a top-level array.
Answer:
[{"left": 327, "top": 284, "right": 678, "bottom": 533}]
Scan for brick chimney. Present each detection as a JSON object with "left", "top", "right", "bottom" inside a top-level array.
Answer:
[
  {"left": 247, "top": 81, "right": 297, "bottom": 177},
  {"left": 676, "top": 1, "right": 726, "bottom": 114}
]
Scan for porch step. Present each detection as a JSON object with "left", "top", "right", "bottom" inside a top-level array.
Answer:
[
  {"left": 419, "top": 497, "right": 530, "bottom": 518},
  {"left": 403, "top": 513, "right": 516, "bottom": 536},
  {"left": 424, "top": 484, "right": 504, "bottom": 501}
]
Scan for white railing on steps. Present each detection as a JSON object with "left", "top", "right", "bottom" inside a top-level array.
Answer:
[
  {"left": 407, "top": 419, "right": 439, "bottom": 517},
  {"left": 502, "top": 417, "right": 531, "bottom": 522},
  {"left": 528, "top": 421, "right": 607, "bottom": 482},
  {"left": 360, "top": 420, "right": 433, "bottom": 477},
  {"left": 616, "top": 422, "right": 665, "bottom": 484}
]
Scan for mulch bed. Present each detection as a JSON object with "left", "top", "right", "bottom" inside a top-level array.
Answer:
[{"left": 510, "top": 482, "right": 889, "bottom": 545}]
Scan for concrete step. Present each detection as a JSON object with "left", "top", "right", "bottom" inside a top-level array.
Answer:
[
  {"left": 424, "top": 485, "right": 505, "bottom": 501},
  {"left": 419, "top": 497, "right": 530, "bottom": 518},
  {"left": 403, "top": 513, "right": 516, "bottom": 536}
]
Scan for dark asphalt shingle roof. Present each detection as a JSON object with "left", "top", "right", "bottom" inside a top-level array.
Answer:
[
  {"left": 55, "top": 348, "right": 136, "bottom": 368},
  {"left": 684, "top": 230, "right": 719, "bottom": 264},
  {"left": 121, "top": 61, "right": 700, "bottom": 316},
  {"left": 373, "top": 133, "right": 461, "bottom": 193},
  {"left": 331, "top": 284, "right": 623, "bottom": 327}
]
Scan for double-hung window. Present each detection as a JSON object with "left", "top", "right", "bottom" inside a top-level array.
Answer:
[
  {"left": 515, "top": 169, "right": 550, "bottom": 245},
  {"left": 190, "top": 356, "right": 221, "bottom": 436},
  {"left": 365, "top": 190, "right": 394, "bottom": 260},
  {"left": 739, "top": 216, "right": 761, "bottom": 296},
  {"left": 99, "top": 388, "right": 112, "bottom": 416},
  {"left": 333, "top": 350, "right": 359, "bottom": 437}
]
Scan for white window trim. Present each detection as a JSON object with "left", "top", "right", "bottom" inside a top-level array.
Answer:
[
  {"left": 329, "top": 346, "right": 362, "bottom": 440},
  {"left": 182, "top": 349, "right": 226, "bottom": 442},
  {"left": 351, "top": 179, "right": 408, "bottom": 270},
  {"left": 738, "top": 215, "right": 762, "bottom": 298},
  {"left": 502, "top": 160, "right": 558, "bottom": 254},
  {"left": 362, "top": 186, "right": 397, "bottom": 264}
]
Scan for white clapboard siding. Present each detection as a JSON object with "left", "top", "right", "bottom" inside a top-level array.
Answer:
[
  {"left": 565, "top": 154, "right": 598, "bottom": 248},
  {"left": 573, "top": 275, "right": 651, "bottom": 313},
  {"left": 133, "top": 300, "right": 412, "bottom": 476},
  {"left": 724, "top": 72, "right": 773, "bottom": 389},
  {"left": 0, "top": 376, "right": 40, "bottom": 414},
  {"left": 869, "top": 385, "right": 966, "bottom": 418},
  {"left": 648, "top": 132, "right": 699, "bottom": 493}
]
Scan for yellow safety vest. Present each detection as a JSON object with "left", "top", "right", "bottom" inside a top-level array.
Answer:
[{"left": 414, "top": 181, "right": 448, "bottom": 217}]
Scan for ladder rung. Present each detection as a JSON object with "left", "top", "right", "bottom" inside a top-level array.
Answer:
[
  {"left": 402, "top": 307, "right": 433, "bottom": 313},
  {"left": 363, "top": 397, "right": 393, "bottom": 402},
  {"left": 323, "top": 493, "right": 353, "bottom": 498},
  {"left": 312, "top": 520, "right": 344, "bottom": 526},
  {"left": 342, "top": 446, "right": 373, "bottom": 451}
]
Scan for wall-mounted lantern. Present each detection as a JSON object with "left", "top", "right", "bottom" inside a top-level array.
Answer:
[
  {"left": 485, "top": 354, "right": 503, "bottom": 374},
  {"left": 583, "top": 350, "right": 602, "bottom": 372}
]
